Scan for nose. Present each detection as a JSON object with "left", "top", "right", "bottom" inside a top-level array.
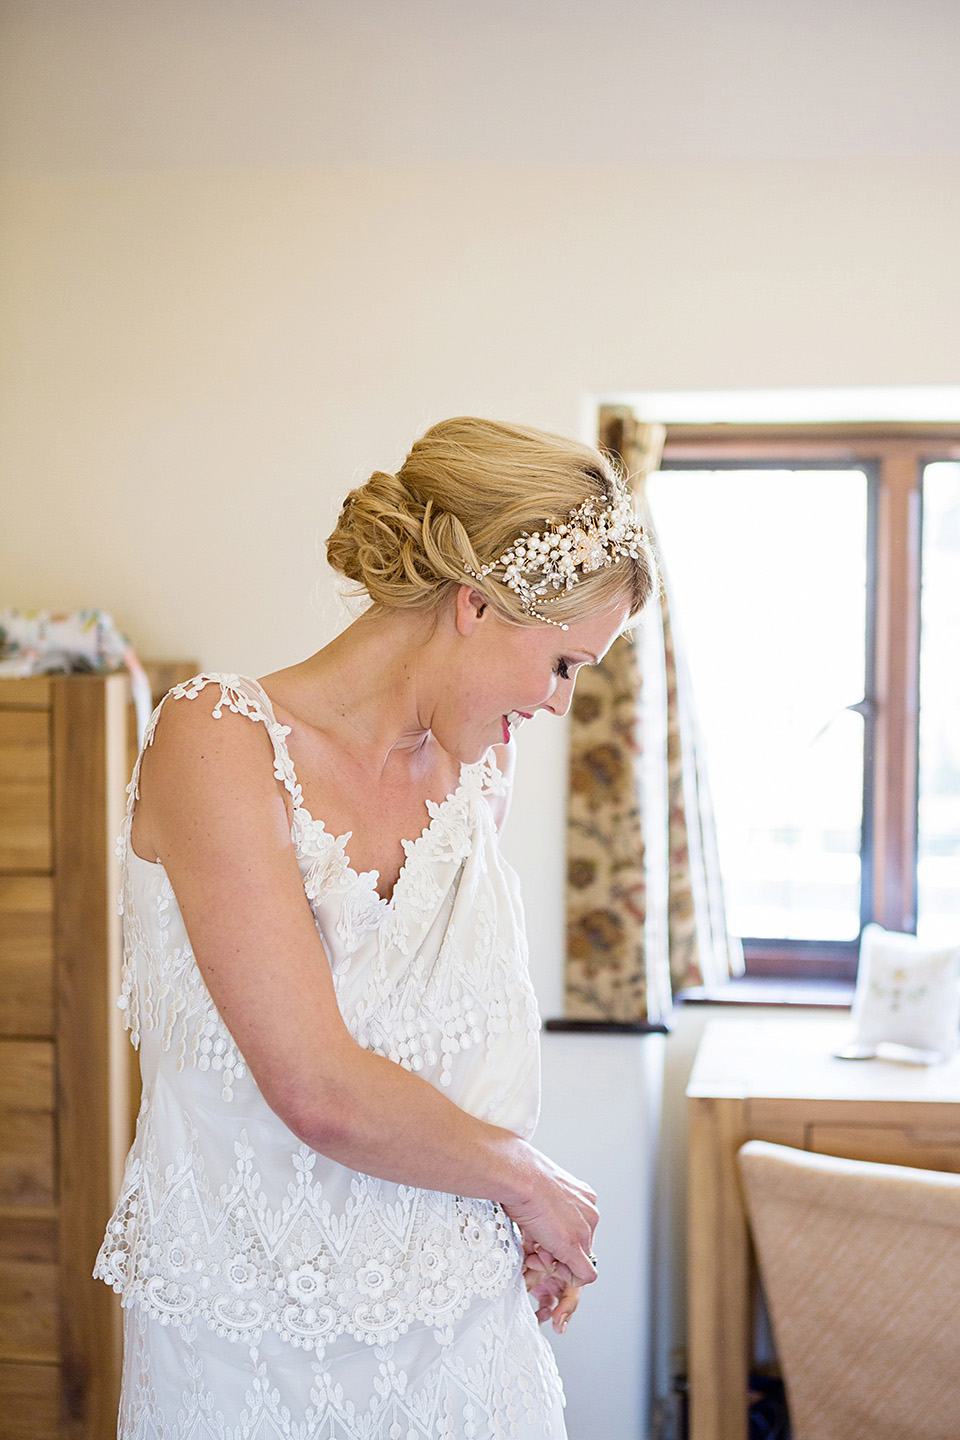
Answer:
[{"left": 543, "top": 677, "right": 575, "bottom": 718}]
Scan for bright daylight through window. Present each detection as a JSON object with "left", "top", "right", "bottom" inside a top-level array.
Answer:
[
  {"left": 645, "top": 429, "right": 960, "bottom": 981},
  {"left": 918, "top": 461, "right": 960, "bottom": 944},
  {"left": 647, "top": 466, "right": 868, "bottom": 944}
]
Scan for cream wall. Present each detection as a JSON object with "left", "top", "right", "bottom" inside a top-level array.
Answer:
[
  {"left": 3, "top": 3, "right": 960, "bottom": 1436},
  {"left": 5, "top": 156, "right": 960, "bottom": 1018},
  {"left": 4, "top": 155, "right": 960, "bottom": 1002},
  {"left": 5, "top": 155, "right": 960, "bottom": 675}
]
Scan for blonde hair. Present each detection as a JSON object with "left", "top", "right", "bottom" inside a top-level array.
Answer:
[{"left": 326, "top": 416, "right": 657, "bottom": 626}]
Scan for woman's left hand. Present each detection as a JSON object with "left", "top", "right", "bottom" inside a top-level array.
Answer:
[{"left": 523, "top": 1250, "right": 582, "bottom": 1333}]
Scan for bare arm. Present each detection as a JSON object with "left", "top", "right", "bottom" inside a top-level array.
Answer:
[{"left": 134, "top": 694, "right": 597, "bottom": 1286}]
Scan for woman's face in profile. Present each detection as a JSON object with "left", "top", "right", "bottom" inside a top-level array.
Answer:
[{"left": 435, "top": 588, "right": 632, "bottom": 763}]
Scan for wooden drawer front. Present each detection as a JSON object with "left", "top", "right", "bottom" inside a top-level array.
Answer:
[
  {"left": 0, "top": 681, "right": 51, "bottom": 711},
  {"left": 0, "top": 713, "right": 51, "bottom": 873},
  {"left": 0, "top": 1042, "right": 54, "bottom": 1207},
  {"left": 0, "top": 1214, "right": 58, "bottom": 1364},
  {"left": 808, "top": 1123, "right": 960, "bottom": 1173},
  {"left": 0, "top": 1360, "right": 60, "bottom": 1440},
  {"left": 0, "top": 878, "right": 54, "bottom": 1038}
]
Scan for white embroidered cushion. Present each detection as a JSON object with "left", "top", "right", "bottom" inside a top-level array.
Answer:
[{"left": 850, "top": 922, "right": 960, "bottom": 1058}]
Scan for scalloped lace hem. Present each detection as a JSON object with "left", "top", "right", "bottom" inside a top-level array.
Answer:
[{"left": 117, "top": 1280, "right": 566, "bottom": 1440}]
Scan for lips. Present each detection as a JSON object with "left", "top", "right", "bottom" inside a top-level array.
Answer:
[{"left": 502, "top": 710, "right": 533, "bottom": 743}]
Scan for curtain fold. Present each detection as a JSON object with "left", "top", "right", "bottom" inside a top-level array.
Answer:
[{"left": 563, "top": 407, "right": 739, "bottom": 1025}]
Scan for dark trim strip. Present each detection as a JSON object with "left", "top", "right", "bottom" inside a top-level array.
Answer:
[{"left": 544, "top": 1018, "right": 671, "bottom": 1034}]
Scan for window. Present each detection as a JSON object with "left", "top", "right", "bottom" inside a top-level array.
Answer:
[
  {"left": 646, "top": 425, "right": 960, "bottom": 981},
  {"left": 918, "top": 461, "right": 960, "bottom": 944}
]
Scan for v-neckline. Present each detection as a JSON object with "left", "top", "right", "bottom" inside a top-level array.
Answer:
[
  {"left": 291, "top": 766, "right": 472, "bottom": 908},
  {"left": 251, "top": 676, "right": 477, "bottom": 910}
]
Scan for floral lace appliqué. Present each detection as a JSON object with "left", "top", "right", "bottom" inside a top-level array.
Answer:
[{"left": 95, "top": 1120, "right": 520, "bottom": 1353}]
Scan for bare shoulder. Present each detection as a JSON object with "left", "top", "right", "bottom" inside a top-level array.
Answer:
[
  {"left": 133, "top": 679, "right": 291, "bottom": 865},
  {"left": 144, "top": 679, "right": 278, "bottom": 758},
  {"left": 487, "top": 741, "right": 517, "bottom": 834}
]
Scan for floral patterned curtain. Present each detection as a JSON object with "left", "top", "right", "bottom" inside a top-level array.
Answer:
[{"left": 563, "top": 406, "right": 740, "bottom": 1025}]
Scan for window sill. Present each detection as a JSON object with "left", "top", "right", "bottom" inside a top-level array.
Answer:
[
  {"left": 544, "top": 978, "right": 854, "bottom": 1030},
  {"left": 678, "top": 976, "right": 854, "bottom": 1009},
  {"left": 543, "top": 1018, "right": 671, "bottom": 1034}
]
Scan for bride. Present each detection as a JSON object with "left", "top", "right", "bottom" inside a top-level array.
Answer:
[{"left": 95, "top": 415, "right": 657, "bottom": 1439}]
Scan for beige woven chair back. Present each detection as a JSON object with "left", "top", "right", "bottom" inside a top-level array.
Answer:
[{"left": 738, "top": 1139, "right": 960, "bottom": 1440}]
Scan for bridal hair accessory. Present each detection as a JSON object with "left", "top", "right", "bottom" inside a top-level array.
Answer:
[{"left": 465, "top": 481, "right": 646, "bottom": 630}]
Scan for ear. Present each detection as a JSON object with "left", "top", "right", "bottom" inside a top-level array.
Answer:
[{"left": 454, "top": 584, "right": 489, "bottom": 636}]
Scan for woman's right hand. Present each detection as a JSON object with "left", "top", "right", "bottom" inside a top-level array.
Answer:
[{"left": 500, "top": 1144, "right": 598, "bottom": 1289}]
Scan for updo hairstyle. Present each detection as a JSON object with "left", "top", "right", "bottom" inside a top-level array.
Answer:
[{"left": 325, "top": 417, "right": 657, "bottom": 627}]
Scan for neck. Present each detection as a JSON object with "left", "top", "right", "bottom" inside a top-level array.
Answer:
[{"left": 266, "top": 603, "right": 455, "bottom": 776}]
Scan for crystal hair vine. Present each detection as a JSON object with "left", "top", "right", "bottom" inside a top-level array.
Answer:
[{"left": 465, "top": 480, "right": 646, "bottom": 630}]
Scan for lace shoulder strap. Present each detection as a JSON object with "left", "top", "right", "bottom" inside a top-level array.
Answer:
[{"left": 125, "top": 672, "right": 304, "bottom": 823}]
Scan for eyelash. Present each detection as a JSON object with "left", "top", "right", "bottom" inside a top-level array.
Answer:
[{"left": 555, "top": 658, "right": 571, "bottom": 680}]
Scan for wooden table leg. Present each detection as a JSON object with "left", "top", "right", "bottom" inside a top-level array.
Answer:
[{"left": 687, "top": 1095, "right": 751, "bottom": 1440}]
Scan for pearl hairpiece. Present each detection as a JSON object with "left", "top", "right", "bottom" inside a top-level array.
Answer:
[{"left": 465, "top": 480, "right": 646, "bottom": 630}]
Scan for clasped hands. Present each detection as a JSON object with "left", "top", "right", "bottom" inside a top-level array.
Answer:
[
  {"left": 521, "top": 1239, "right": 584, "bottom": 1334},
  {"left": 502, "top": 1149, "right": 597, "bottom": 1334}
]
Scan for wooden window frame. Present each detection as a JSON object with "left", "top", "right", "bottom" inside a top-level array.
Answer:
[{"left": 657, "top": 423, "right": 960, "bottom": 982}]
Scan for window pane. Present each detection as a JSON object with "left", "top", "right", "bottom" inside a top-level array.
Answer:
[
  {"left": 647, "top": 468, "right": 868, "bottom": 941},
  {"left": 918, "top": 461, "right": 960, "bottom": 944}
]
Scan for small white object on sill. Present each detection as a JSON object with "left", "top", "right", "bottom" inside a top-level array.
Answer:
[{"left": 834, "top": 923, "right": 960, "bottom": 1065}]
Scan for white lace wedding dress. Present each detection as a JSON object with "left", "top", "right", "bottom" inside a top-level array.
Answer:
[{"left": 94, "top": 675, "right": 567, "bottom": 1440}]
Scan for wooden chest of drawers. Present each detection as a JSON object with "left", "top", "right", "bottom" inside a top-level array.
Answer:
[{"left": 0, "top": 666, "right": 193, "bottom": 1440}]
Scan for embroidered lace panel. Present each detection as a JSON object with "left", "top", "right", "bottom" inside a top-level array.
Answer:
[{"left": 97, "top": 1119, "right": 520, "bottom": 1351}]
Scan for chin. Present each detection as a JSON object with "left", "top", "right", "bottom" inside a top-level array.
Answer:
[
  {"left": 436, "top": 721, "right": 499, "bottom": 768},
  {"left": 456, "top": 733, "right": 497, "bottom": 767}
]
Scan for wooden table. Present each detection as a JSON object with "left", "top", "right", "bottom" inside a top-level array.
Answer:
[{"left": 686, "top": 1016, "right": 960, "bottom": 1440}]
